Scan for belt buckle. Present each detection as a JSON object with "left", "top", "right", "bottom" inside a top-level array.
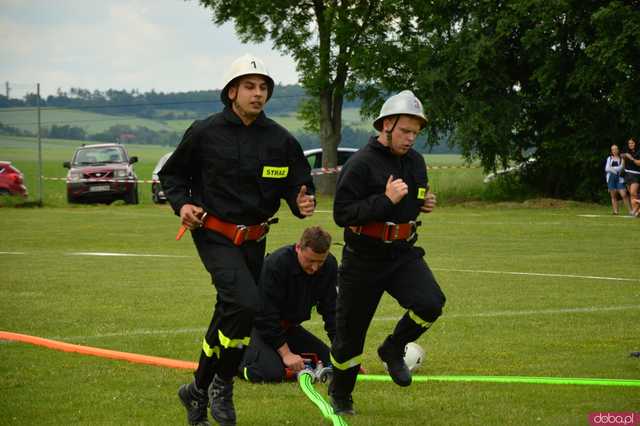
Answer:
[
  {"left": 256, "top": 217, "right": 277, "bottom": 242},
  {"left": 407, "top": 220, "right": 417, "bottom": 241},
  {"left": 382, "top": 221, "right": 397, "bottom": 243},
  {"left": 256, "top": 222, "right": 269, "bottom": 242},
  {"left": 198, "top": 212, "right": 208, "bottom": 228},
  {"left": 233, "top": 225, "right": 248, "bottom": 246}
]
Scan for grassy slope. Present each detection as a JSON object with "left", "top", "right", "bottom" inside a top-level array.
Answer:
[
  {"left": 0, "top": 108, "right": 174, "bottom": 134},
  {"left": 0, "top": 198, "right": 637, "bottom": 425},
  {"left": 0, "top": 106, "right": 366, "bottom": 135}
]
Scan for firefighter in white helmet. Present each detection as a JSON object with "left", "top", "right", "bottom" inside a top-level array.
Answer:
[
  {"left": 328, "top": 90, "right": 446, "bottom": 416},
  {"left": 160, "top": 53, "right": 316, "bottom": 426}
]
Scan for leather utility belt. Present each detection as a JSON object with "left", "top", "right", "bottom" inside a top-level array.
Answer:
[
  {"left": 174, "top": 212, "right": 278, "bottom": 245},
  {"left": 202, "top": 214, "right": 278, "bottom": 246},
  {"left": 349, "top": 220, "right": 421, "bottom": 243}
]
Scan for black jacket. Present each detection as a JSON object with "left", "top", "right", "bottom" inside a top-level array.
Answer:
[
  {"left": 334, "top": 136, "right": 429, "bottom": 254},
  {"left": 254, "top": 245, "right": 337, "bottom": 350},
  {"left": 623, "top": 147, "right": 640, "bottom": 173},
  {"left": 159, "top": 107, "right": 314, "bottom": 224}
]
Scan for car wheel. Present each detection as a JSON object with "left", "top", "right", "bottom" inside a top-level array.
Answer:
[
  {"left": 67, "top": 192, "right": 79, "bottom": 203},
  {"left": 0, "top": 188, "right": 10, "bottom": 196}
]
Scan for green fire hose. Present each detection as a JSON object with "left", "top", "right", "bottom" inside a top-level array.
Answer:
[
  {"left": 298, "top": 371, "right": 348, "bottom": 426},
  {"left": 298, "top": 369, "right": 639, "bottom": 425}
]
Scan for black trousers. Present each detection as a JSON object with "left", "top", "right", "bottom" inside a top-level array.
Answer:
[
  {"left": 238, "top": 326, "right": 331, "bottom": 383},
  {"left": 190, "top": 229, "right": 266, "bottom": 389},
  {"left": 329, "top": 245, "right": 446, "bottom": 399}
]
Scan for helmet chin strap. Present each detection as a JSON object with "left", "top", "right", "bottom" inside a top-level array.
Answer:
[{"left": 385, "top": 116, "right": 400, "bottom": 145}]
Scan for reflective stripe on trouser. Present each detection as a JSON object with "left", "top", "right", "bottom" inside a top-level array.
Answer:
[
  {"left": 202, "top": 328, "right": 252, "bottom": 359},
  {"left": 330, "top": 353, "right": 363, "bottom": 371},
  {"left": 195, "top": 306, "right": 255, "bottom": 387},
  {"left": 408, "top": 309, "right": 433, "bottom": 328}
]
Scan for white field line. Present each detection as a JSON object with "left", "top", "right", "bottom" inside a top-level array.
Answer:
[
  {"left": 16, "top": 252, "right": 633, "bottom": 283},
  {"left": 433, "top": 268, "right": 639, "bottom": 283},
  {"left": 1, "top": 251, "right": 188, "bottom": 258},
  {"left": 578, "top": 214, "right": 636, "bottom": 219},
  {"left": 67, "top": 252, "right": 189, "bottom": 258},
  {"left": 31, "top": 304, "right": 640, "bottom": 342}
]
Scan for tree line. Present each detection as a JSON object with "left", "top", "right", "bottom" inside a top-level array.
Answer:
[
  {"left": 198, "top": 0, "right": 639, "bottom": 200},
  {"left": 0, "top": 84, "right": 360, "bottom": 118},
  {"left": 0, "top": 119, "right": 453, "bottom": 153},
  {"left": 0, "top": 85, "right": 454, "bottom": 153}
]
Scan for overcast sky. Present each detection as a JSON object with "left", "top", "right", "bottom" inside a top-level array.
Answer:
[{"left": 0, "top": 0, "right": 299, "bottom": 98}]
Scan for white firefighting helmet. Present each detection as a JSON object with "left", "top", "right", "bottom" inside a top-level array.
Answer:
[
  {"left": 220, "top": 53, "right": 274, "bottom": 106},
  {"left": 403, "top": 342, "right": 426, "bottom": 372},
  {"left": 373, "top": 90, "right": 427, "bottom": 131},
  {"left": 382, "top": 342, "right": 426, "bottom": 373}
]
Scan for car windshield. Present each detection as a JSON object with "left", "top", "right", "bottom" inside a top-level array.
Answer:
[
  {"left": 152, "top": 152, "right": 173, "bottom": 175},
  {"left": 74, "top": 147, "right": 126, "bottom": 165}
]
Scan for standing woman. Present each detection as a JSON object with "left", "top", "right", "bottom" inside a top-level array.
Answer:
[
  {"left": 605, "top": 144, "right": 632, "bottom": 215},
  {"left": 622, "top": 138, "right": 640, "bottom": 216}
]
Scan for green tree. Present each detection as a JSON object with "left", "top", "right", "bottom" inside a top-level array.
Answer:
[
  {"left": 198, "top": 0, "right": 399, "bottom": 194},
  {"left": 358, "top": 0, "right": 640, "bottom": 201}
]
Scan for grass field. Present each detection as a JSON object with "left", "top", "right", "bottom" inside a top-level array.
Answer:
[
  {"left": 1, "top": 190, "right": 638, "bottom": 425},
  {"left": 1, "top": 133, "right": 638, "bottom": 424}
]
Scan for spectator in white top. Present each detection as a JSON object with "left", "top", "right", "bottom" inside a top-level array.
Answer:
[{"left": 605, "top": 144, "right": 632, "bottom": 215}]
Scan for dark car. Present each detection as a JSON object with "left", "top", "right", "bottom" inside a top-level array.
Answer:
[
  {"left": 151, "top": 151, "right": 173, "bottom": 204},
  {"left": 304, "top": 147, "right": 358, "bottom": 184},
  {"left": 63, "top": 143, "right": 139, "bottom": 204},
  {"left": 0, "top": 161, "right": 28, "bottom": 197}
]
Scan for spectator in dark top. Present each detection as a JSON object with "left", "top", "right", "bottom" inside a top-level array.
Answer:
[
  {"left": 238, "top": 226, "right": 337, "bottom": 383},
  {"left": 622, "top": 137, "right": 640, "bottom": 217},
  {"left": 604, "top": 144, "right": 632, "bottom": 215}
]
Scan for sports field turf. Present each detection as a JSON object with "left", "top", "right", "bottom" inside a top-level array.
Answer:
[{"left": 1, "top": 196, "right": 637, "bottom": 425}]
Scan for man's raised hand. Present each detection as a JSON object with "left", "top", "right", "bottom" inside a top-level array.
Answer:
[
  {"left": 296, "top": 185, "right": 315, "bottom": 217},
  {"left": 385, "top": 175, "right": 408, "bottom": 204}
]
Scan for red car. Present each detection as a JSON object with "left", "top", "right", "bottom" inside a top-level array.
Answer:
[
  {"left": 0, "top": 161, "right": 28, "bottom": 197},
  {"left": 63, "top": 143, "right": 139, "bottom": 204}
]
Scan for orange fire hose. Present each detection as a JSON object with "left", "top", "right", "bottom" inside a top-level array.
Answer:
[{"left": 0, "top": 331, "right": 197, "bottom": 370}]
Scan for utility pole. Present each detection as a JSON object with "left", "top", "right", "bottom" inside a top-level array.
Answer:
[
  {"left": 37, "top": 83, "right": 43, "bottom": 206},
  {"left": 5, "top": 81, "right": 9, "bottom": 98}
]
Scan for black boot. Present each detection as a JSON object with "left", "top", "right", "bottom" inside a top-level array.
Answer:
[
  {"left": 378, "top": 336, "right": 412, "bottom": 387},
  {"left": 208, "top": 375, "right": 236, "bottom": 426},
  {"left": 178, "top": 382, "right": 211, "bottom": 426},
  {"left": 328, "top": 367, "right": 357, "bottom": 415},
  {"left": 329, "top": 394, "right": 355, "bottom": 416}
]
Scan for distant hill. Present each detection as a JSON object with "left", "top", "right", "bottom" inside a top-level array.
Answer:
[
  {"left": 0, "top": 84, "right": 361, "bottom": 119},
  {"left": 0, "top": 86, "right": 456, "bottom": 153}
]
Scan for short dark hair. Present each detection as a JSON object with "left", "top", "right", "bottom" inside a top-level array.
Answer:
[{"left": 299, "top": 226, "right": 331, "bottom": 254}]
